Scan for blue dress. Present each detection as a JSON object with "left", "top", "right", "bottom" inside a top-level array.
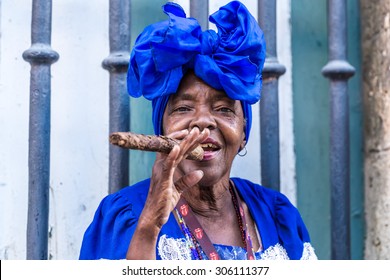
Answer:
[{"left": 79, "top": 178, "right": 317, "bottom": 260}]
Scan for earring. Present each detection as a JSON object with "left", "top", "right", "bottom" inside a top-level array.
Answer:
[{"left": 238, "top": 146, "right": 247, "bottom": 157}]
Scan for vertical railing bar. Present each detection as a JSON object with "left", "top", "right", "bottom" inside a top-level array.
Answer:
[
  {"left": 322, "top": 0, "right": 355, "bottom": 260},
  {"left": 102, "top": 0, "right": 131, "bottom": 194},
  {"left": 190, "top": 0, "right": 209, "bottom": 30},
  {"left": 258, "top": 0, "right": 286, "bottom": 192},
  {"left": 22, "top": 0, "right": 59, "bottom": 259}
]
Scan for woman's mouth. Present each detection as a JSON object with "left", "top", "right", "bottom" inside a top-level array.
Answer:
[{"left": 200, "top": 139, "right": 221, "bottom": 161}]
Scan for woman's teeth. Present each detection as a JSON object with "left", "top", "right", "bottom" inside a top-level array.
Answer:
[{"left": 200, "top": 143, "right": 218, "bottom": 151}]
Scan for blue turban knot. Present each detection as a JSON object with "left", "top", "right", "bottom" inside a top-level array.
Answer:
[{"left": 127, "top": 1, "right": 266, "bottom": 143}]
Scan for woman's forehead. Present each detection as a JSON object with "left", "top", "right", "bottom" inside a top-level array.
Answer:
[
  {"left": 172, "top": 72, "right": 232, "bottom": 102},
  {"left": 171, "top": 89, "right": 231, "bottom": 102}
]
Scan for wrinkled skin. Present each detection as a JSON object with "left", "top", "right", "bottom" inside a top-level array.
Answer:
[{"left": 126, "top": 72, "right": 258, "bottom": 260}]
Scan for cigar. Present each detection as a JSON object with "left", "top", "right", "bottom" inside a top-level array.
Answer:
[{"left": 109, "top": 132, "right": 204, "bottom": 161}]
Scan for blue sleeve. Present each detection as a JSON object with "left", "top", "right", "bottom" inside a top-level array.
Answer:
[
  {"left": 274, "top": 192, "right": 311, "bottom": 260},
  {"left": 79, "top": 192, "right": 139, "bottom": 260},
  {"left": 232, "top": 177, "right": 315, "bottom": 260}
]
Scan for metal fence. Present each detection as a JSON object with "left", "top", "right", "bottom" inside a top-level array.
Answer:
[
  {"left": 321, "top": 0, "right": 355, "bottom": 260},
  {"left": 22, "top": 0, "right": 59, "bottom": 260},
  {"left": 23, "top": 0, "right": 353, "bottom": 260}
]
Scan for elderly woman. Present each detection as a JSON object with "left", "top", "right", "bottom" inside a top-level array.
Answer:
[{"left": 79, "top": 1, "right": 317, "bottom": 260}]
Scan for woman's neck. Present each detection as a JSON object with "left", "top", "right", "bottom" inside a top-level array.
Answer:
[{"left": 182, "top": 179, "right": 233, "bottom": 219}]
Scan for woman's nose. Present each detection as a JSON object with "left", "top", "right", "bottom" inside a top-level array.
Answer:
[{"left": 189, "top": 108, "right": 217, "bottom": 131}]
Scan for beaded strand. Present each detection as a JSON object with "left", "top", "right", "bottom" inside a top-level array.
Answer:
[
  {"left": 229, "top": 183, "right": 256, "bottom": 259},
  {"left": 229, "top": 184, "right": 247, "bottom": 248},
  {"left": 174, "top": 209, "right": 201, "bottom": 259}
]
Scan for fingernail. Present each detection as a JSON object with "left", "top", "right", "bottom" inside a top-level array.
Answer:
[{"left": 190, "top": 127, "right": 198, "bottom": 134}]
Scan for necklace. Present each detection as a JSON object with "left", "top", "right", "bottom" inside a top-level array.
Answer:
[
  {"left": 174, "top": 182, "right": 255, "bottom": 260},
  {"left": 229, "top": 182, "right": 256, "bottom": 260}
]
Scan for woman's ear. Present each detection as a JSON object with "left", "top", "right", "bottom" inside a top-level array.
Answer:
[{"left": 239, "top": 139, "right": 247, "bottom": 152}]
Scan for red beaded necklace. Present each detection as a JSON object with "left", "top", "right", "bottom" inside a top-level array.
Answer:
[
  {"left": 229, "top": 182, "right": 256, "bottom": 260},
  {"left": 175, "top": 181, "right": 255, "bottom": 260}
]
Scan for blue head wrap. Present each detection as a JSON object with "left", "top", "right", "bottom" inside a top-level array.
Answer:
[{"left": 127, "top": 1, "right": 266, "bottom": 143}]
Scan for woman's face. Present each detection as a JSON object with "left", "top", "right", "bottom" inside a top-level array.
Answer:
[{"left": 162, "top": 72, "right": 246, "bottom": 185}]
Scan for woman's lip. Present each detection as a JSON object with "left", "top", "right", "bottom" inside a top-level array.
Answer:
[
  {"left": 199, "top": 137, "right": 221, "bottom": 161},
  {"left": 201, "top": 137, "right": 221, "bottom": 147},
  {"left": 201, "top": 150, "right": 220, "bottom": 161},
  {"left": 201, "top": 137, "right": 220, "bottom": 147}
]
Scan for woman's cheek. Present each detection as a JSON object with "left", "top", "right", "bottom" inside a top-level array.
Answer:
[
  {"left": 219, "top": 120, "right": 245, "bottom": 146},
  {"left": 164, "top": 116, "right": 189, "bottom": 134}
]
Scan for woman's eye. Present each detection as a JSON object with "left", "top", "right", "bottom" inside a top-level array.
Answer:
[
  {"left": 173, "top": 106, "right": 191, "bottom": 112},
  {"left": 217, "top": 107, "right": 233, "bottom": 113}
]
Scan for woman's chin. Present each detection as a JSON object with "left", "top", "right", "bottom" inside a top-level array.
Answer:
[
  {"left": 197, "top": 165, "right": 232, "bottom": 186},
  {"left": 180, "top": 151, "right": 233, "bottom": 184}
]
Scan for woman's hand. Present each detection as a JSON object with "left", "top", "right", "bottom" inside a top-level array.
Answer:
[
  {"left": 126, "top": 127, "right": 209, "bottom": 259},
  {"left": 147, "top": 127, "right": 209, "bottom": 227}
]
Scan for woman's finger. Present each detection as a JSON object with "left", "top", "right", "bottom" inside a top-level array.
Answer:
[
  {"left": 174, "top": 170, "right": 204, "bottom": 194},
  {"left": 176, "top": 128, "right": 210, "bottom": 162},
  {"left": 149, "top": 144, "right": 180, "bottom": 195},
  {"left": 165, "top": 129, "right": 189, "bottom": 140}
]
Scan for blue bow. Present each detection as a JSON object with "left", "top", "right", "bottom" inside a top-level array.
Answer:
[
  {"left": 127, "top": 1, "right": 266, "bottom": 104},
  {"left": 127, "top": 1, "right": 266, "bottom": 141}
]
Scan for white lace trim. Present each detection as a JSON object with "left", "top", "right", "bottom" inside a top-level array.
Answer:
[
  {"left": 259, "top": 243, "right": 289, "bottom": 260},
  {"left": 158, "top": 234, "right": 192, "bottom": 260},
  {"left": 300, "top": 242, "right": 318, "bottom": 260},
  {"left": 157, "top": 235, "right": 317, "bottom": 260}
]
